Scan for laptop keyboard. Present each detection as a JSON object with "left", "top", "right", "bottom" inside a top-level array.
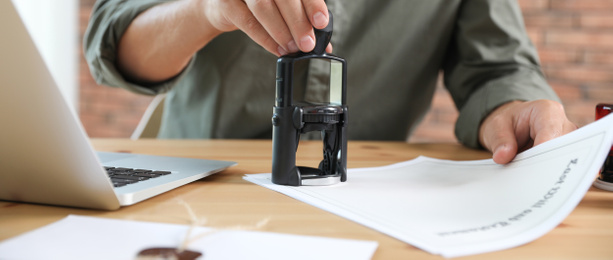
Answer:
[{"left": 104, "top": 167, "right": 171, "bottom": 187}]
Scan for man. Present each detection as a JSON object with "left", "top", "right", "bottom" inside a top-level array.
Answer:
[{"left": 84, "top": 0, "right": 576, "bottom": 164}]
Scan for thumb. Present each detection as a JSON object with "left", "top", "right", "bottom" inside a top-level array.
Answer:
[
  {"left": 480, "top": 117, "right": 520, "bottom": 165},
  {"left": 491, "top": 141, "right": 518, "bottom": 164}
]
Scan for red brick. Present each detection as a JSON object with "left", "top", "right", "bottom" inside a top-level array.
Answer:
[
  {"left": 434, "top": 110, "right": 460, "bottom": 126},
  {"left": 523, "top": 13, "right": 576, "bottom": 28},
  {"left": 549, "top": 82, "right": 583, "bottom": 100},
  {"left": 430, "top": 89, "right": 455, "bottom": 106},
  {"left": 517, "top": 0, "right": 550, "bottom": 12},
  {"left": 546, "top": 30, "right": 613, "bottom": 49},
  {"left": 537, "top": 47, "right": 582, "bottom": 64},
  {"left": 579, "top": 13, "right": 613, "bottom": 28},
  {"left": 584, "top": 51, "right": 613, "bottom": 65},
  {"left": 584, "top": 85, "right": 613, "bottom": 100},
  {"left": 552, "top": 0, "right": 613, "bottom": 10},
  {"left": 526, "top": 28, "right": 544, "bottom": 47}
]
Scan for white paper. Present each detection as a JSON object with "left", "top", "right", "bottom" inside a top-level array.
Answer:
[
  {"left": 0, "top": 215, "right": 378, "bottom": 260},
  {"left": 244, "top": 114, "right": 613, "bottom": 258}
]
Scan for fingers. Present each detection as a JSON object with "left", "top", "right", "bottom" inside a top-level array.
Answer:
[
  {"left": 530, "top": 100, "right": 578, "bottom": 146},
  {"left": 326, "top": 43, "right": 333, "bottom": 53},
  {"left": 244, "top": 0, "right": 293, "bottom": 55},
  {"left": 303, "top": 0, "right": 329, "bottom": 29},
  {"left": 225, "top": 0, "right": 282, "bottom": 55},
  {"left": 269, "top": 0, "right": 315, "bottom": 52},
  {"left": 226, "top": 0, "right": 327, "bottom": 55},
  {"left": 479, "top": 103, "right": 520, "bottom": 164},
  {"left": 479, "top": 100, "right": 577, "bottom": 165}
]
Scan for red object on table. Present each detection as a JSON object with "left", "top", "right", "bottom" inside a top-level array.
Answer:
[
  {"left": 596, "top": 103, "right": 612, "bottom": 121},
  {"left": 596, "top": 104, "right": 613, "bottom": 183}
]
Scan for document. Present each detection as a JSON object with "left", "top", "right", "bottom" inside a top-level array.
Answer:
[
  {"left": 0, "top": 215, "right": 378, "bottom": 260},
  {"left": 244, "top": 114, "right": 613, "bottom": 258}
]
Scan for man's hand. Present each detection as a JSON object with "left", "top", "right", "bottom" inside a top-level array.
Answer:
[
  {"left": 203, "top": 0, "right": 333, "bottom": 56},
  {"left": 479, "top": 100, "right": 577, "bottom": 164},
  {"left": 117, "top": 0, "right": 332, "bottom": 83}
]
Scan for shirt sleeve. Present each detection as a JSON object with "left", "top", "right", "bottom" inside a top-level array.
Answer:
[
  {"left": 83, "top": 0, "right": 192, "bottom": 95},
  {"left": 443, "top": 0, "right": 560, "bottom": 148}
]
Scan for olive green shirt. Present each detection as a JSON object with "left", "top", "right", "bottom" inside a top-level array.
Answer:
[{"left": 84, "top": 0, "right": 560, "bottom": 148}]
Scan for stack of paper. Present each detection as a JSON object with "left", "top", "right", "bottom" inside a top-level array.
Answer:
[{"left": 245, "top": 114, "right": 613, "bottom": 257}]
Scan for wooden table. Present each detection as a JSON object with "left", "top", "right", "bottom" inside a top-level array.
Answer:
[{"left": 1, "top": 139, "right": 612, "bottom": 259}]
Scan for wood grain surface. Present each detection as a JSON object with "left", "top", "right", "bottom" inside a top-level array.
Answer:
[{"left": 1, "top": 139, "right": 612, "bottom": 259}]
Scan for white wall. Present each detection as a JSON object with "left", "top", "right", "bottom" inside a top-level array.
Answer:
[{"left": 13, "top": 0, "right": 79, "bottom": 112}]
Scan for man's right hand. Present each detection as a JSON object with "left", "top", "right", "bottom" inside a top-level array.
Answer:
[
  {"left": 118, "top": 0, "right": 331, "bottom": 84},
  {"left": 201, "top": 0, "right": 331, "bottom": 56}
]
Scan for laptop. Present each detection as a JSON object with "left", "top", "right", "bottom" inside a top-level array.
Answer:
[{"left": 0, "top": 1, "right": 236, "bottom": 210}]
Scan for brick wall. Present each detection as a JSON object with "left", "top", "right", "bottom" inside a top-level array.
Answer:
[
  {"left": 410, "top": 0, "right": 613, "bottom": 142},
  {"left": 78, "top": 0, "right": 613, "bottom": 141}
]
